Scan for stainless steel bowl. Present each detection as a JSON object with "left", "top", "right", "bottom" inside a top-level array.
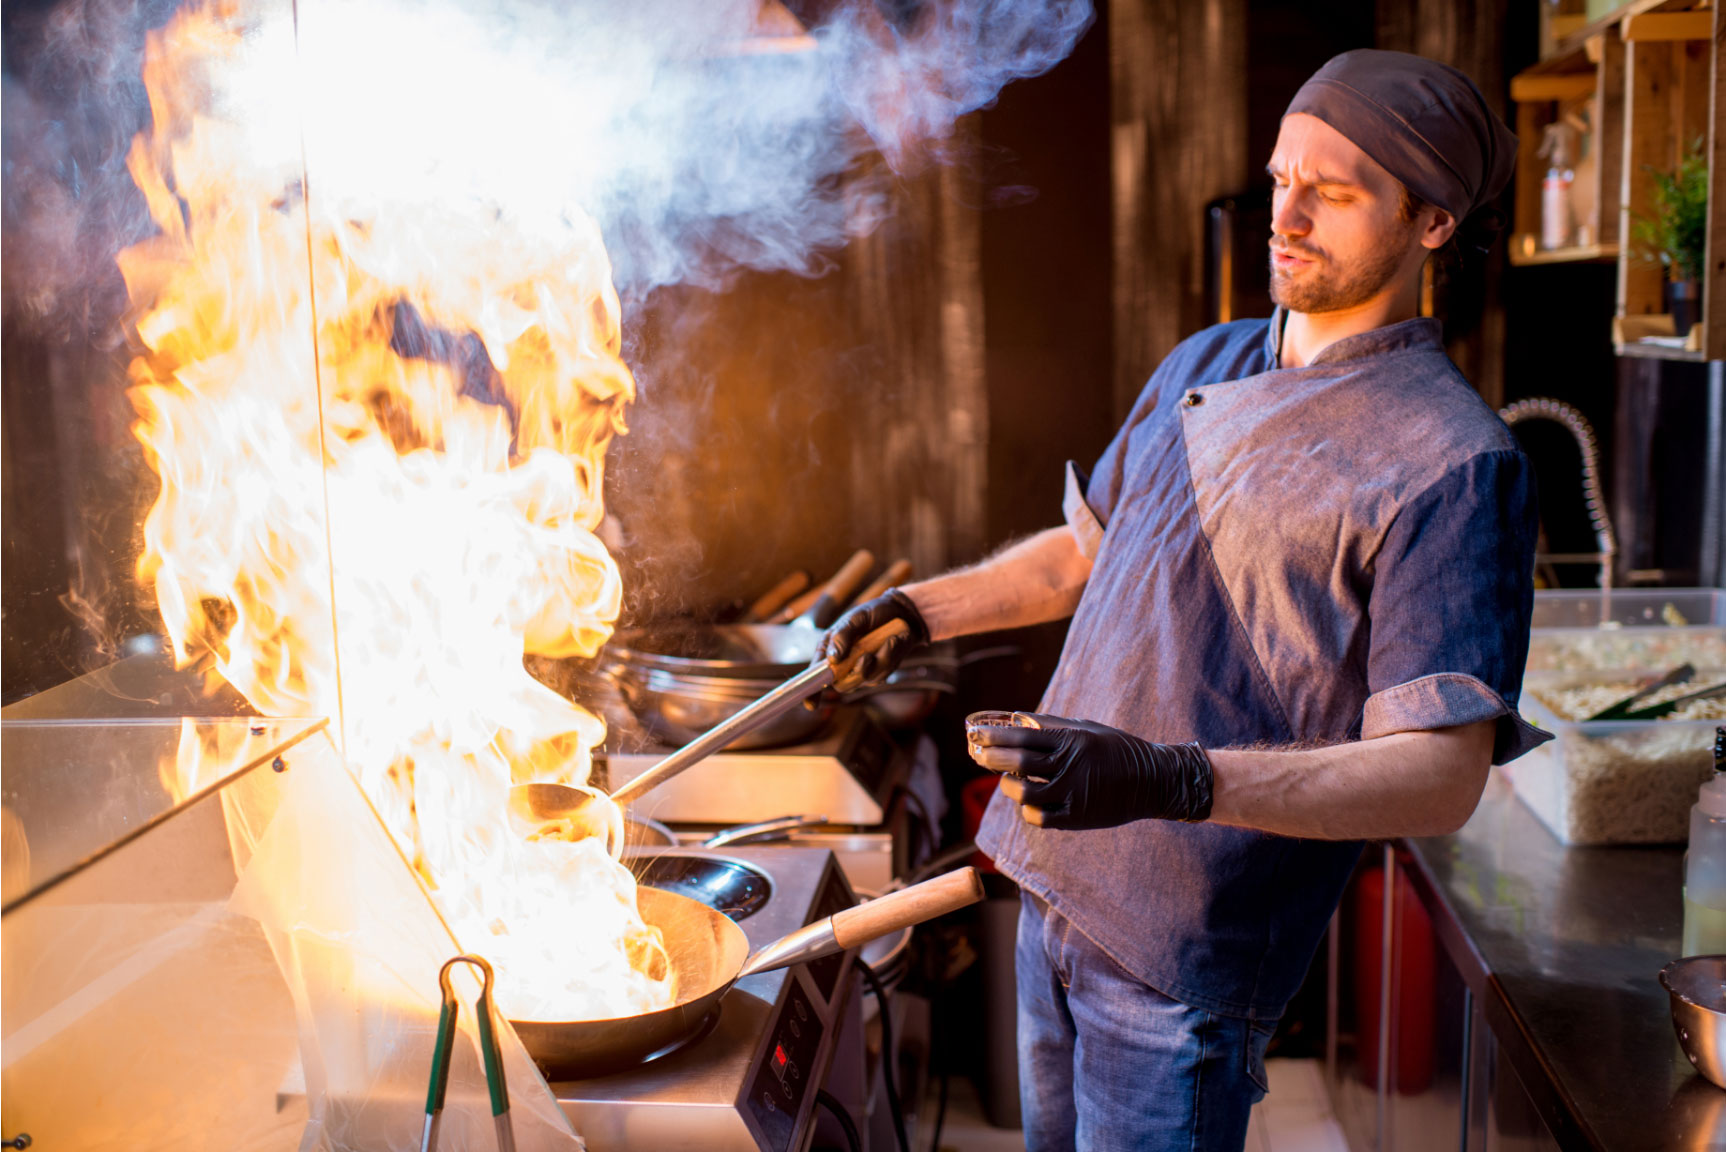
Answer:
[{"left": 1660, "top": 954, "right": 1726, "bottom": 1088}]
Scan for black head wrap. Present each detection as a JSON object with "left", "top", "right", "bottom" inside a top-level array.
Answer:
[{"left": 1285, "top": 49, "right": 1516, "bottom": 252}]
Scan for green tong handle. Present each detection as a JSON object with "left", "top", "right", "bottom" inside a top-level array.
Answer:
[
  {"left": 1623, "top": 679, "right": 1726, "bottom": 721},
  {"left": 424, "top": 954, "right": 516, "bottom": 1152},
  {"left": 422, "top": 961, "right": 463, "bottom": 1152},
  {"left": 1586, "top": 663, "right": 1695, "bottom": 721}
]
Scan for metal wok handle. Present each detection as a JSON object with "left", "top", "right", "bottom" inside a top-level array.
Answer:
[
  {"left": 702, "top": 814, "right": 830, "bottom": 848},
  {"left": 738, "top": 867, "right": 984, "bottom": 979},
  {"left": 609, "top": 619, "right": 909, "bottom": 806}
]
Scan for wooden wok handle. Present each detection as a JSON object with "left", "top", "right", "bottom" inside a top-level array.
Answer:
[
  {"left": 773, "top": 585, "right": 823, "bottom": 623},
  {"left": 806, "top": 549, "right": 876, "bottom": 628},
  {"left": 829, "top": 619, "right": 911, "bottom": 693},
  {"left": 831, "top": 867, "right": 985, "bottom": 950},
  {"left": 743, "top": 570, "right": 811, "bottom": 623},
  {"left": 855, "top": 559, "right": 913, "bottom": 606}
]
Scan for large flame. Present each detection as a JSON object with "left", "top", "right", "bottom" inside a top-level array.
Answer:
[{"left": 123, "top": 1, "right": 673, "bottom": 1022}]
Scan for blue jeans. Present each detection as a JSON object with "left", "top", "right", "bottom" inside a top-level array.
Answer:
[{"left": 1015, "top": 891, "right": 1273, "bottom": 1151}]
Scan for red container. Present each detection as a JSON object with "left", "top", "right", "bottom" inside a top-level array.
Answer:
[
  {"left": 961, "top": 774, "right": 1005, "bottom": 874},
  {"left": 1351, "top": 862, "right": 1435, "bottom": 1094}
]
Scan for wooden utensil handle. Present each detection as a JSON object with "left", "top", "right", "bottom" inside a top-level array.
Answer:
[
  {"left": 830, "top": 619, "right": 911, "bottom": 692},
  {"left": 744, "top": 571, "right": 811, "bottom": 623},
  {"left": 772, "top": 585, "right": 824, "bottom": 623},
  {"left": 821, "top": 549, "right": 877, "bottom": 606},
  {"left": 856, "top": 559, "right": 913, "bottom": 606},
  {"left": 832, "top": 867, "right": 985, "bottom": 950},
  {"left": 805, "top": 549, "right": 877, "bottom": 628}
]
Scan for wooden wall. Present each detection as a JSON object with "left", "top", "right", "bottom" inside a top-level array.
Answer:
[
  {"left": 606, "top": 144, "right": 993, "bottom": 621},
  {"left": 1105, "top": 0, "right": 1518, "bottom": 418},
  {"left": 1377, "top": 0, "right": 1518, "bottom": 410},
  {"left": 1107, "top": 0, "right": 1250, "bottom": 419}
]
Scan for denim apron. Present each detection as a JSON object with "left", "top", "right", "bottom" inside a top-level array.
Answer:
[{"left": 978, "top": 310, "right": 1547, "bottom": 1020}]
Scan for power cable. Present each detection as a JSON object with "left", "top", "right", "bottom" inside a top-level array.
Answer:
[
  {"left": 816, "top": 1089, "right": 862, "bottom": 1152},
  {"left": 857, "top": 957, "right": 910, "bottom": 1152}
]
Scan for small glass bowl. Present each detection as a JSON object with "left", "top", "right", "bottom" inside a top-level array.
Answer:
[{"left": 965, "top": 710, "right": 1041, "bottom": 766}]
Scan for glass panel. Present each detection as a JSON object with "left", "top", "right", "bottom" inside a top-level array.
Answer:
[
  {"left": 2, "top": 727, "right": 577, "bottom": 1151},
  {"left": 0, "top": 716, "right": 325, "bottom": 912},
  {"left": 2, "top": 0, "right": 336, "bottom": 713}
]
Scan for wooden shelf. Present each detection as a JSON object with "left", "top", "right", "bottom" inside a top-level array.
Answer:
[
  {"left": 1507, "top": 239, "right": 1619, "bottom": 266},
  {"left": 1508, "top": 43, "right": 1620, "bottom": 257},
  {"left": 1554, "top": 0, "right": 1697, "bottom": 58},
  {"left": 1613, "top": 341, "right": 1708, "bottom": 361},
  {"left": 1614, "top": 1, "right": 1721, "bottom": 360},
  {"left": 1514, "top": 0, "right": 1723, "bottom": 360}
]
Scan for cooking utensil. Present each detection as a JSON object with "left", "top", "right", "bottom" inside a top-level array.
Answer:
[
  {"left": 511, "top": 866, "right": 984, "bottom": 1078},
  {"left": 512, "top": 620, "right": 909, "bottom": 838},
  {"left": 1661, "top": 954, "right": 1726, "bottom": 1089},
  {"left": 612, "top": 617, "right": 905, "bottom": 803},
  {"left": 854, "top": 558, "right": 913, "bottom": 607},
  {"left": 620, "top": 814, "right": 831, "bottom": 851},
  {"left": 612, "top": 663, "right": 835, "bottom": 749},
  {"left": 423, "top": 954, "right": 514, "bottom": 1152},
  {"left": 773, "top": 549, "right": 876, "bottom": 631},
  {"left": 699, "top": 814, "right": 831, "bottom": 847},
  {"left": 1585, "top": 663, "right": 1696, "bottom": 720},
  {"left": 741, "top": 570, "right": 811, "bottom": 624},
  {"left": 1623, "top": 678, "right": 1726, "bottom": 721},
  {"left": 606, "top": 628, "right": 952, "bottom": 743},
  {"left": 629, "top": 852, "right": 774, "bottom": 922}
]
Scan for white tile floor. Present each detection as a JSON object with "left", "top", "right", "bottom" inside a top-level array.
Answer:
[{"left": 927, "top": 1058, "right": 1350, "bottom": 1152}]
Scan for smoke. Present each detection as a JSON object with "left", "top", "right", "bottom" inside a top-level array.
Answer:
[
  {"left": 4, "top": 0, "right": 1093, "bottom": 317},
  {"left": 1, "top": 0, "right": 176, "bottom": 337}
]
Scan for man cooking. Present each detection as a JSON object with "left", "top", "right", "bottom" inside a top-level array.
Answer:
[{"left": 819, "top": 49, "right": 1550, "bottom": 1150}]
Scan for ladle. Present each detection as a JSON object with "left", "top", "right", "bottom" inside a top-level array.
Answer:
[{"left": 510, "top": 619, "right": 909, "bottom": 839}]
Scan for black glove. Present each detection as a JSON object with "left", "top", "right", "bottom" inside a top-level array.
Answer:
[
  {"left": 817, "top": 588, "right": 930, "bottom": 688},
  {"left": 971, "top": 714, "right": 1213, "bottom": 830}
]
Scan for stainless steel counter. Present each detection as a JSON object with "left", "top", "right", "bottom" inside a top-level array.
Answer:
[{"left": 1400, "top": 769, "right": 1726, "bottom": 1150}]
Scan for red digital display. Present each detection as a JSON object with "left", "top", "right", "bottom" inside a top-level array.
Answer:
[{"left": 773, "top": 1044, "right": 787, "bottom": 1071}]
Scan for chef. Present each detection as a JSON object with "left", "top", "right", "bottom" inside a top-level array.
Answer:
[{"left": 821, "top": 50, "right": 1552, "bottom": 1151}]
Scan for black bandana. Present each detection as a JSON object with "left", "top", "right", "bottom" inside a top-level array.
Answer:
[{"left": 1286, "top": 49, "right": 1516, "bottom": 238}]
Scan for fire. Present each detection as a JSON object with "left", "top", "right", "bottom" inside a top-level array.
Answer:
[{"left": 123, "top": 1, "right": 674, "bottom": 1022}]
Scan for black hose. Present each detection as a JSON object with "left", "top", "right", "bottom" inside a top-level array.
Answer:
[
  {"left": 892, "top": 783, "right": 936, "bottom": 870},
  {"left": 857, "top": 957, "right": 910, "bottom": 1152},
  {"left": 906, "top": 841, "right": 979, "bottom": 887},
  {"left": 816, "top": 1089, "right": 862, "bottom": 1152}
]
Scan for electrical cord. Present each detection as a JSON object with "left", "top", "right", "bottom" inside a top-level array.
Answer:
[
  {"left": 890, "top": 783, "right": 937, "bottom": 871},
  {"left": 857, "top": 957, "right": 910, "bottom": 1152},
  {"left": 930, "top": 1062, "right": 950, "bottom": 1152},
  {"left": 903, "top": 841, "right": 980, "bottom": 888},
  {"left": 815, "top": 1089, "right": 862, "bottom": 1152}
]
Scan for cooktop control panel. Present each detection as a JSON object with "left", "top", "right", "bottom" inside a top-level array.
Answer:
[
  {"left": 746, "top": 976, "right": 823, "bottom": 1152},
  {"left": 805, "top": 864, "right": 856, "bottom": 1002}
]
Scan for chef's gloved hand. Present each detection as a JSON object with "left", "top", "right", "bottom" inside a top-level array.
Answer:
[
  {"left": 971, "top": 714, "right": 1214, "bottom": 830},
  {"left": 817, "top": 588, "right": 930, "bottom": 688}
]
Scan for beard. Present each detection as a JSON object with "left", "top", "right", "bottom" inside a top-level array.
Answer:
[{"left": 1268, "top": 227, "right": 1415, "bottom": 314}]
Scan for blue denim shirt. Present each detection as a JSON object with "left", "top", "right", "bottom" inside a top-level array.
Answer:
[{"left": 977, "top": 310, "right": 1548, "bottom": 1021}]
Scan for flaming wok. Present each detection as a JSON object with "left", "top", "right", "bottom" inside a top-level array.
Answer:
[{"left": 511, "top": 867, "right": 983, "bottom": 1078}]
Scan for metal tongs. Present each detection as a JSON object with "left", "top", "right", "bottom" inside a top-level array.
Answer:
[
  {"left": 423, "top": 954, "right": 515, "bottom": 1152},
  {"left": 1621, "top": 678, "right": 1726, "bottom": 721},
  {"left": 1584, "top": 663, "right": 1695, "bottom": 720}
]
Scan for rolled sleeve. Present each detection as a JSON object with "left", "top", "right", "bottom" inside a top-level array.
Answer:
[
  {"left": 1063, "top": 461, "right": 1105, "bottom": 560},
  {"left": 1364, "top": 448, "right": 1552, "bottom": 766},
  {"left": 1361, "top": 672, "right": 1550, "bottom": 763}
]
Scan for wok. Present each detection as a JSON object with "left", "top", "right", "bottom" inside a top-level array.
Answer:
[
  {"left": 512, "top": 866, "right": 983, "bottom": 1079},
  {"left": 607, "top": 623, "right": 955, "bottom": 746}
]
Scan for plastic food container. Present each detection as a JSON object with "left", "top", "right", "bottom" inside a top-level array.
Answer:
[
  {"left": 1509, "top": 669, "right": 1726, "bottom": 845},
  {"left": 1527, "top": 588, "right": 1726, "bottom": 673}
]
